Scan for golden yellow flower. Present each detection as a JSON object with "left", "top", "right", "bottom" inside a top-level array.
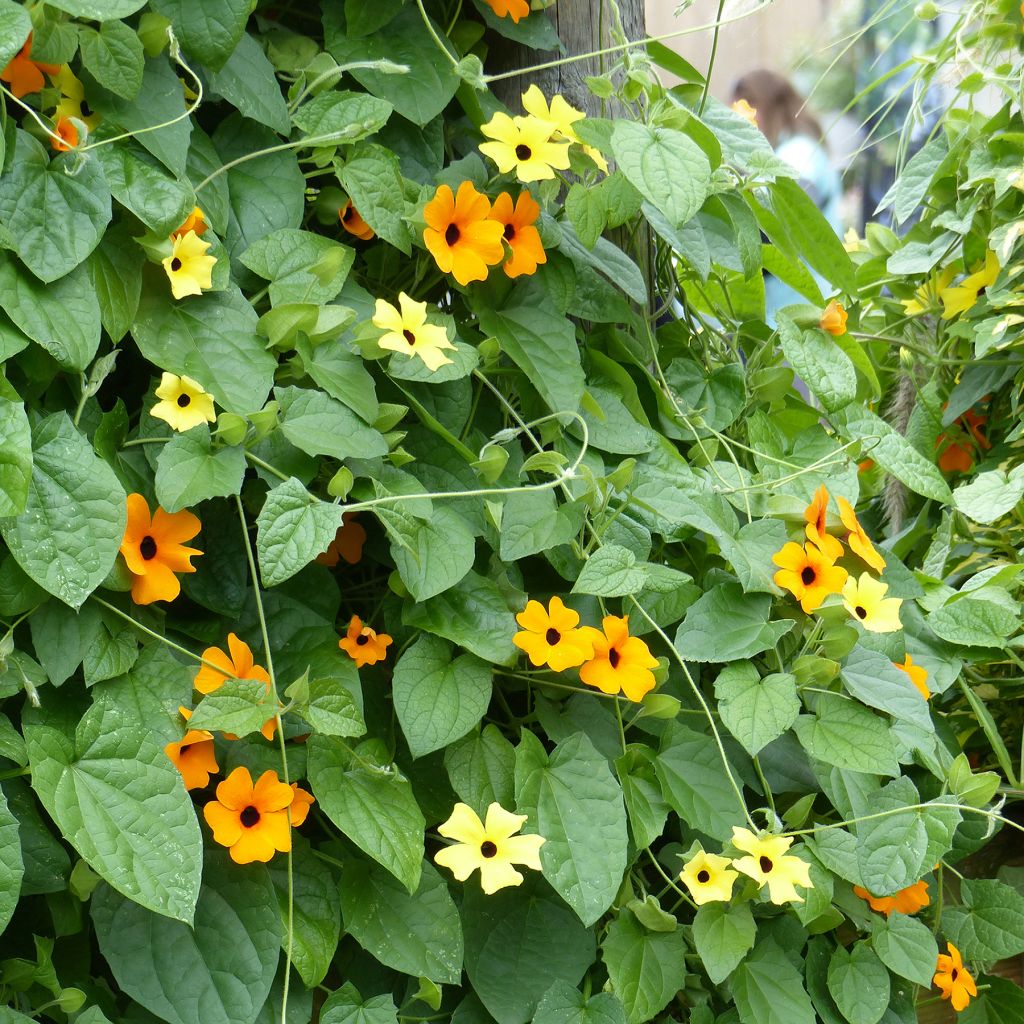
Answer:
[
  {"left": 172, "top": 206, "right": 208, "bottom": 240},
  {"left": 934, "top": 943, "right": 977, "bottom": 1012},
  {"left": 940, "top": 251, "right": 999, "bottom": 319},
  {"left": 520, "top": 85, "right": 607, "bottom": 170},
  {"left": 203, "top": 767, "right": 294, "bottom": 865},
  {"left": 731, "top": 98, "right": 758, "bottom": 126},
  {"left": 120, "top": 493, "right": 201, "bottom": 606},
  {"left": 730, "top": 827, "right": 812, "bottom": 905},
  {"left": 162, "top": 230, "right": 216, "bottom": 300},
  {"left": 836, "top": 496, "right": 885, "bottom": 574},
  {"left": 772, "top": 540, "right": 848, "bottom": 614},
  {"left": 150, "top": 372, "right": 216, "bottom": 432},
  {"left": 900, "top": 266, "right": 955, "bottom": 316},
  {"left": 479, "top": 112, "right": 571, "bottom": 182},
  {"left": 842, "top": 573, "right": 903, "bottom": 632},
  {"left": 422, "top": 182, "right": 506, "bottom": 286},
  {"left": 854, "top": 878, "right": 930, "bottom": 916},
  {"left": 52, "top": 65, "right": 100, "bottom": 131},
  {"left": 819, "top": 299, "right": 848, "bottom": 336},
  {"left": 578, "top": 615, "right": 659, "bottom": 703},
  {"left": 679, "top": 851, "right": 738, "bottom": 905},
  {"left": 164, "top": 707, "right": 218, "bottom": 791},
  {"left": 372, "top": 292, "right": 456, "bottom": 371},
  {"left": 804, "top": 484, "right": 844, "bottom": 561},
  {"left": 894, "top": 654, "right": 930, "bottom": 700},
  {"left": 338, "top": 615, "right": 392, "bottom": 668},
  {"left": 513, "top": 597, "right": 594, "bottom": 672}
]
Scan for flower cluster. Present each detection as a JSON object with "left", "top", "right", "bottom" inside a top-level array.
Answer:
[{"left": 513, "top": 598, "right": 659, "bottom": 702}]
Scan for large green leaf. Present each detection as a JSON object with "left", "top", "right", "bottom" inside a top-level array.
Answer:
[
  {"left": 462, "top": 875, "right": 595, "bottom": 1024},
  {"left": 79, "top": 20, "right": 144, "bottom": 99},
  {"left": 674, "top": 583, "right": 794, "bottom": 663},
  {"left": 444, "top": 726, "right": 516, "bottom": 810},
  {"left": 321, "top": 984, "right": 398, "bottom": 1024},
  {"left": 133, "top": 282, "right": 276, "bottom": 415},
  {"left": 0, "top": 786, "right": 24, "bottom": 937},
  {"left": 340, "top": 858, "right": 463, "bottom": 983},
  {"left": 276, "top": 386, "right": 387, "bottom": 461},
  {"left": 826, "top": 943, "right": 889, "bottom": 1024},
  {"left": 776, "top": 313, "right": 857, "bottom": 412},
  {"left": 730, "top": 939, "right": 816, "bottom": 1024},
  {"left": 39, "top": 0, "right": 147, "bottom": 17},
  {"left": 840, "top": 645, "right": 932, "bottom": 731},
  {"left": 953, "top": 467, "right": 1024, "bottom": 525},
  {"left": 307, "top": 734, "right": 424, "bottom": 893},
  {"left": 691, "top": 901, "right": 756, "bottom": 985},
  {"left": 515, "top": 732, "right": 628, "bottom": 927},
  {"left": 337, "top": 143, "right": 412, "bottom": 253},
  {"left": 23, "top": 697, "right": 203, "bottom": 923},
  {"left": 714, "top": 663, "right": 800, "bottom": 756},
  {"left": 943, "top": 879, "right": 1024, "bottom": 960},
  {"left": 155, "top": 426, "right": 246, "bottom": 512},
  {"left": 793, "top": 693, "right": 899, "bottom": 777},
  {"left": 0, "top": 0, "right": 31, "bottom": 71},
  {"left": 0, "top": 395, "right": 31, "bottom": 518},
  {"left": 393, "top": 635, "right": 492, "bottom": 758},
  {"left": 927, "top": 591, "right": 1020, "bottom": 648},
  {"left": 0, "top": 256, "right": 101, "bottom": 370},
  {"left": 0, "top": 414, "right": 125, "bottom": 609},
  {"left": 208, "top": 33, "right": 290, "bottom": 136},
  {"left": 91, "top": 850, "right": 279, "bottom": 1024},
  {"left": 0, "top": 132, "right": 111, "bottom": 282},
  {"left": 871, "top": 912, "right": 938, "bottom": 988},
  {"left": 87, "top": 222, "right": 143, "bottom": 342},
  {"left": 241, "top": 230, "right": 354, "bottom": 306},
  {"left": 151, "top": 0, "right": 251, "bottom": 69},
  {"left": 601, "top": 909, "right": 687, "bottom": 1024},
  {"left": 533, "top": 982, "right": 627, "bottom": 1024}
]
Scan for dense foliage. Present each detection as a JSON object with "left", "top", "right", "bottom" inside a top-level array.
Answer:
[{"left": 0, "top": 1, "right": 1022, "bottom": 1024}]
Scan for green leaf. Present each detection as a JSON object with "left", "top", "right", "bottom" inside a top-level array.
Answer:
[
  {"left": 793, "top": 693, "right": 899, "bottom": 777},
  {"left": 655, "top": 724, "right": 748, "bottom": 840},
  {"left": 336, "top": 143, "right": 412, "bottom": 254},
  {"left": 943, "top": 879, "right": 1024, "bottom": 960},
  {"left": 0, "top": 786, "right": 24, "bottom": 936},
  {"left": 41, "top": 0, "right": 147, "bottom": 17},
  {"left": 840, "top": 645, "right": 932, "bottom": 730},
  {"left": 87, "top": 222, "right": 143, "bottom": 342},
  {"left": 133, "top": 283, "right": 275, "bottom": 415},
  {"left": 91, "top": 850, "right": 279, "bottom": 1024},
  {"left": 79, "top": 20, "right": 144, "bottom": 99},
  {"left": 616, "top": 747, "right": 669, "bottom": 850},
  {"left": 927, "top": 592, "right": 1020, "bottom": 648},
  {"left": 826, "top": 943, "right": 889, "bottom": 1024},
  {"left": 321, "top": 984, "right": 398, "bottom": 1024},
  {"left": 730, "top": 939, "right": 816, "bottom": 1024},
  {"left": 268, "top": 838, "right": 340, "bottom": 988},
  {"left": 534, "top": 981, "right": 627, "bottom": 1024},
  {"left": 872, "top": 912, "right": 938, "bottom": 988},
  {"left": 340, "top": 858, "right": 463, "bottom": 983},
  {"left": 572, "top": 544, "right": 648, "bottom": 597},
  {"left": 444, "top": 726, "right": 516, "bottom": 810},
  {"left": 188, "top": 677, "right": 274, "bottom": 737},
  {"left": 241, "top": 230, "right": 354, "bottom": 306},
  {"left": 663, "top": 359, "right": 746, "bottom": 438},
  {"left": 307, "top": 734, "right": 424, "bottom": 893},
  {"left": 293, "top": 677, "right": 365, "bottom": 738},
  {"left": 0, "top": 395, "right": 31, "bottom": 518},
  {"left": 324, "top": 4, "right": 459, "bottom": 126},
  {"left": 208, "top": 33, "right": 290, "bottom": 136},
  {"left": 953, "top": 468, "right": 1024, "bottom": 525},
  {"left": 154, "top": 426, "right": 246, "bottom": 512},
  {"left": 393, "top": 635, "right": 492, "bottom": 758},
  {"left": 500, "top": 491, "right": 583, "bottom": 562},
  {"left": 23, "top": 697, "right": 203, "bottom": 922},
  {"left": 957, "top": 976, "right": 1024, "bottom": 1024},
  {"left": 714, "top": 664, "right": 799, "bottom": 757},
  {"left": 610, "top": 122, "right": 711, "bottom": 228},
  {"left": 558, "top": 225, "right": 648, "bottom": 306},
  {"left": 290, "top": 90, "right": 393, "bottom": 140},
  {"left": 276, "top": 385, "right": 387, "bottom": 461},
  {"left": 255, "top": 477, "right": 345, "bottom": 588},
  {"left": 692, "top": 901, "right": 755, "bottom": 985},
  {"left": 0, "top": 0, "right": 31, "bottom": 71},
  {"left": 601, "top": 909, "right": 687, "bottom": 1024},
  {"left": 674, "top": 583, "right": 794, "bottom": 663},
  {"left": 0, "top": 414, "right": 125, "bottom": 609},
  {"left": 0, "top": 256, "right": 100, "bottom": 370},
  {"left": 298, "top": 335, "right": 379, "bottom": 425},
  {"left": 150, "top": 0, "right": 251, "bottom": 69},
  {"left": 0, "top": 132, "right": 111, "bottom": 282},
  {"left": 829, "top": 404, "right": 951, "bottom": 503},
  {"left": 776, "top": 314, "right": 857, "bottom": 412},
  {"left": 515, "top": 732, "right": 629, "bottom": 927},
  {"left": 566, "top": 183, "right": 606, "bottom": 249},
  {"left": 478, "top": 303, "right": 585, "bottom": 416},
  {"left": 4, "top": 777, "right": 69, "bottom": 896},
  {"left": 404, "top": 571, "right": 520, "bottom": 666},
  {"left": 462, "top": 875, "right": 596, "bottom": 1024}
]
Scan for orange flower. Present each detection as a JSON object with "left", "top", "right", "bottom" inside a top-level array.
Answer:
[
  {"left": 339, "top": 615, "right": 392, "bottom": 668},
  {"left": 772, "top": 540, "right": 848, "bottom": 613},
  {"left": 0, "top": 34, "right": 59, "bottom": 99},
  {"left": 339, "top": 200, "right": 374, "bottom": 241},
  {"left": 423, "top": 181, "right": 505, "bottom": 286},
  {"left": 203, "top": 767, "right": 294, "bottom": 864},
  {"left": 120, "top": 494, "right": 202, "bottom": 605},
  {"left": 289, "top": 783, "right": 315, "bottom": 826},
  {"left": 316, "top": 514, "right": 366, "bottom": 567},
  {"left": 193, "top": 633, "right": 277, "bottom": 741},
  {"left": 836, "top": 496, "right": 885, "bottom": 573},
  {"left": 484, "top": 0, "right": 530, "bottom": 20},
  {"left": 51, "top": 116, "right": 78, "bottom": 152},
  {"left": 489, "top": 191, "right": 547, "bottom": 278},
  {"left": 731, "top": 98, "right": 758, "bottom": 126},
  {"left": 853, "top": 879, "right": 930, "bottom": 916},
  {"left": 172, "top": 206, "right": 208, "bottom": 239},
  {"left": 164, "top": 706, "right": 218, "bottom": 791},
  {"left": 579, "top": 615, "right": 659, "bottom": 703},
  {"left": 934, "top": 943, "right": 977, "bottom": 1012},
  {"left": 820, "top": 299, "right": 848, "bottom": 336},
  {"left": 804, "top": 485, "right": 844, "bottom": 561},
  {"left": 894, "top": 653, "right": 930, "bottom": 700},
  {"left": 937, "top": 409, "right": 989, "bottom": 473}
]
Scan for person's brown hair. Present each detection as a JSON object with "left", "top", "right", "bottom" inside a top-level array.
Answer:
[{"left": 731, "top": 69, "right": 822, "bottom": 148}]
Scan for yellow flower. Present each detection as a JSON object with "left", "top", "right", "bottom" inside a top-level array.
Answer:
[
  {"left": 203, "top": 766, "right": 294, "bottom": 865},
  {"left": 843, "top": 228, "right": 863, "bottom": 253},
  {"left": 578, "top": 615, "right": 659, "bottom": 703},
  {"left": 120, "top": 493, "right": 201, "bottom": 606},
  {"left": 433, "top": 802, "right": 545, "bottom": 894},
  {"left": 372, "top": 292, "right": 456, "bottom": 372},
  {"left": 679, "top": 851, "right": 738, "bottom": 905},
  {"left": 836, "top": 496, "right": 885, "bottom": 573},
  {"left": 513, "top": 597, "right": 594, "bottom": 672},
  {"left": 894, "top": 654, "right": 930, "bottom": 700},
  {"left": 52, "top": 65, "right": 100, "bottom": 131},
  {"left": 479, "top": 112, "right": 571, "bottom": 182},
  {"left": 900, "top": 266, "right": 956, "bottom": 316},
  {"left": 804, "top": 484, "right": 844, "bottom": 561},
  {"left": 422, "top": 182, "right": 506, "bottom": 286},
  {"left": 819, "top": 299, "right": 848, "bottom": 336},
  {"left": 772, "top": 540, "right": 848, "bottom": 614},
  {"left": 731, "top": 98, "right": 758, "bottom": 126},
  {"left": 520, "top": 85, "right": 607, "bottom": 171},
  {"left": 730, "top": 827, "right": 812, "bottom": 905},
  {"left": 940, "top": 251, "right": 1000, "bottom": 319},
  {"left": 162, "top": 229, "right": 216, "bottom": 300},
  {"left": 934, "top": 943, "right": 977, "bottom": 1012},
  {"left": 163, "top": 707, "right": 218, "bottom": 791},
  {"left": 150, "top": 372, "right": 216, "bottom": 432},
  {"left": 842, "top": 573, "right": 903, "bottom": 632}
]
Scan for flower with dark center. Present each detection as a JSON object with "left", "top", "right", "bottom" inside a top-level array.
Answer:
[
  {"left": 731, "top": 827, "right": 813, "bottom": 905},
  {"left": 203, "top": 766, "right": 294, "bottom": 864},
  {"left": 150, "top": 372, "right": 216, "bottom": 432},
  {"left": 162, "top": 229, "right": 216, "bottom": 299},
  {"left": 513, "top": 597, "right": 594, "bottom": 672},
  {"left": 772, "top": 539, "right": 848, "bottom": 614},
  {"left": 372, "top": 292, "right": 457, "bottom": 371},
  {"left": 842, "top": 573, "right": 903, "bottom": 633},
  {"left": 679, "top": 850, "right": 738, "bottom": 905},
  {"left": 120, "top": 493, "right": 201, "bottom": 605},
  {"left": 479, "top": 111, "right": 571, "bottom": 182},
  {"left": 579, "top": 615, "right": 659, "bottom": 702},
  {"left": 422, "top": 182, "right": 505, "bottom": 285},
  {"left": 488, "top": 191, "right": 547, "bottom": 279},
  {"left": 339, "top": 615, "right": 392, "bottom": 668}
]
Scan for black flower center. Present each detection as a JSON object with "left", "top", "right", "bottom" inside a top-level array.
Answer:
[
  {"left": 545, "top": 627, "right": 561, "bottom": 645},
  {"left": 503, "top": 223, "right": 516, "bottom": 241},
  {"left": 240, "top": 805, "right": 261, "bottom": 828},
  {"left": 855, "top": 606, "right": 867, "bottom": 619},
  {"left": 609, "top": 647, "right": 621, "bottom": 669},
  {"left": 759, "top": 856, "right": 773, "bottom": 874},
  {"left": 403, "top": 329, "right": 416, "bottom": 346},
  {"left": 515, "top": 144, "right": 532, "bottom": 160},
  {"left": 445, "top": 223, "right": 460, "bottom": 246},
  {"left": 80, "top": 99, "right": 93, "bottom": 117},
  {"left": 179, "top": 743, "right": 192, "bottom": 756},
  {"left": 800, "top": 566, "right": 816, "bottom": 585},
  {"left": 696, "top": 870, "right": 710, "bottom": 884},
  {"left": 356, "top": 634, "right": 370, "bottom": 646},
  {"left": 139, "top": 535, "right": 158, "bottom": 561},
  {"left": 170, "top": 257, "right": 182, "bottom": 272},
  {"left": 177, "top": 393, "right": 191, "bottom": 407},
  {"left": 343, "top": 206, "right": 355, "bottom": 222},
  {"left": 480, "top": 841, "right": 498, "bottom": 858},
  {"left": 951, "top": 968, "right": 959, "bottom": 981}
]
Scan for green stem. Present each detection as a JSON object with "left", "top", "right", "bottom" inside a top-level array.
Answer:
[
  {"left": 699, "top": 0, "right": 727, "bottom": 114},
  {"left": 413, "top": 0, "right": 459, "bottom": 68},
  {"left": 245, "top": 451, "right": 292, "bottom": 483}
]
